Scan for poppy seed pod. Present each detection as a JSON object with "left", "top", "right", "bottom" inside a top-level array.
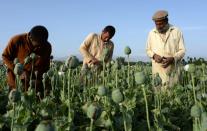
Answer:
[
  {"left": 124, "top": 46, "right": 131, "bottom": 55},
  {"left": 110, "top": 60, "right": 115, "bottom": 65},
  {"left": 35, "top": 120, "right": 55, "bottom": 131},
  {"left": 30, "top": 53, "right": 36, "bottom": 60},
  {"left": 24, "top": 56, "right": 32, "bottom": 65},
  {"left": 104, "top": 119, "right": 112, "bottom": 128},
  {"left": 14, "top": 63, "right": 24, "bottom": 75},
  {"left": 82, "top": 102, "right": 90, "bottom": 113},
  {"left": 66, "top": 56, "right": 79, "bottom": 69},
  {"left": 9, "top": 89, "right": 21, "bottom": 103},
  {"left": 188, "top": 64, "right": 196, "bottom": 73},
  {"left": 40, "top": 108, "right": 50, "bottom": 118},
  {"left": 135, "top": 71, "right": 146, "bottom": 85},
  {"left": 191, "top": 104, "right": 201, "bottom": 118},
  {"left": 97, "top": 85, "right": 107, "bottom": 96},
  {"left": 13, "top": 58, "right": 19, "bottom": 65},
  {"left": 42, "top": 73, "right": 49, "bottom": 79},
  {"left": 87, "top": 103, "right": 102, "bottom": 120},
  {"left": 112, "top": 88, "right": 124, "bottom": 104}
]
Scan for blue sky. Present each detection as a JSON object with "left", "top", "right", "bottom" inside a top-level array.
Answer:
[{"left": 0, "top": 0, "right": 207, "bottom": 60}]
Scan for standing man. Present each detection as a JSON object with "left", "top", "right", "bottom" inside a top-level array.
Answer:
[
  {"left": 2, "top": 25, "right": 52, "bottom": 93},
  {"left": 79, "top": 25, "right": 115, "bottom": 69},
  {"left": 146, "top": 10, "right": 185, "bottom": 86}
]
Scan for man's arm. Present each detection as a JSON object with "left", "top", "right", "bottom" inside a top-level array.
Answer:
[
  {"left": 79, "top": 33, "right": 95, "bottom": 63},
  {"left": 146, "top": 32, "right": 155, "bottom": 58},
  {"left": 146, "top": 32, "right": 163, "bottom": 63}
]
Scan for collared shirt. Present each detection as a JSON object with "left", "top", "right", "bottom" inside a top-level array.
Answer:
[
  {"left": 79, "top": 33, "right": 114, "bottom": 67},
  {"left": 146, "top": 25, "right": 185, "bottom": 83}
]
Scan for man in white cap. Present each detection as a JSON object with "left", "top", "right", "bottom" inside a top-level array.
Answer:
[{"left": 146, "top": 10, "right": 186, "bottom": 87}]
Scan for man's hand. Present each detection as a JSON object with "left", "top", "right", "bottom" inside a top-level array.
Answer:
[
  {"left": 162, "top": 57, "right": 174, "bottom": 68},
  {"left": 153, "top": 54, "right": 163, "bottom": 63},
  {"left": 89, "top": 58, "right": 100, "bottom": 65}
]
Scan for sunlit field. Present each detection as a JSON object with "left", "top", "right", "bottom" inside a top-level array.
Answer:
[{"left": 0, "top": 50, "right": 207, "bottom": 131}]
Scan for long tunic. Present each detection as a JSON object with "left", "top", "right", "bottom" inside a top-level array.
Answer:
[{"left": 146, "top": 25, "right": 185, "bottom": 83}]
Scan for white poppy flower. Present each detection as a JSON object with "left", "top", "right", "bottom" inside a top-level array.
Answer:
[
  {"left": 58, "top": 71, "right": 65, "bottom": 76},
  {"left": 184, "top": 64, "right": 189, "bottom": 71}
]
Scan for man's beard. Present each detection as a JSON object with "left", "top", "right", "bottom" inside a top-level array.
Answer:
[{"left": 157, "top": 24, "right": 170, "bottom": 33}]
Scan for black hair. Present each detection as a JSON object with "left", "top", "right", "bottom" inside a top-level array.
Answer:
[
  {"left": 103, "top": 25, "right": 116, "bottom": 38},
  {"left": 29, "top": 25, "right": 48, "bottom": 42}
]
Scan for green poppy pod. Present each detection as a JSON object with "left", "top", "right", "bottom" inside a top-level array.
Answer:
[
  {"left": 191, "top": 104, "right": 201, "bottom": 118},
  {"left": 124, "top": 46, "right": 131, "bottom": 55},
  {"left": 9, "top": 89, "right": 21, "bottom": 103},
  {"left": 35, "top": 120, "right": 56, "bottom": 131},
  {"left": 188, "top": 64, "right": 196, "bottom": 73},
  {"left": 97, "top": 85, "right": 107, "bottom": 96},
  {"left": 135, "top": 71, "right": 146, "bottom": 85},
  {"left": 112, "top": 88, "right": 124, "bottom": 104},
  {"left": 13, "top": 58, "right": 19, "bottom": 64},
  {"left": 24, "top": 56, "right": 32, "bottom": 65},
  {"left": 42, "top": 73, "right": 48, "bottom": 79},
  {"left": 14, "top": 63, "right": 24, "bottom": 75},
  {"left": 104, "top": 119, "right": 112, "bottom": 128},
  {"left": 66, "top": 56, "right": 79, "bottom": 69},
  {"left": 87, "top": 103, "right": 102, "bottom": 120},
  {"left": 30, "top": 53, "right": 36, "bottom": 60}
]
